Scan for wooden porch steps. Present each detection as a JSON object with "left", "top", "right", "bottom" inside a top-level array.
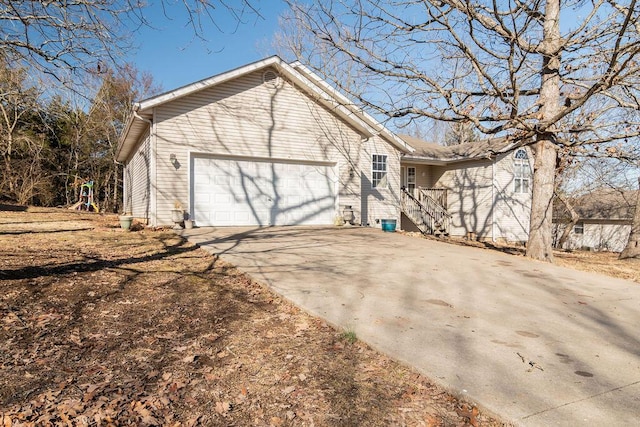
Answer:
[{"left": 400, "top": 187, "right": 451, "bottom": 236}]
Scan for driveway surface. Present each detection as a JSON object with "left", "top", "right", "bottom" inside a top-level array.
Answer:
[{"left": 181, "top": 226, "right": 640, "bottom": 426}]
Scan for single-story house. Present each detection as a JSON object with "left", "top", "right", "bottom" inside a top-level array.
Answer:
[
  {"left": 553, "top": 189, "right": 636, "bottom": 252},
  {"left": 116, "top": 56, "right": 532, "bottom": 242}
]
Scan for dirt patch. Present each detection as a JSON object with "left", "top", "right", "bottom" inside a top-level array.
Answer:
[{"left": 0, "top": 209, "right": 505, "bottom": 426}]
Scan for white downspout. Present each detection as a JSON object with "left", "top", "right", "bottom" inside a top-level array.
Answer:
[{"left": 133, "top": 111, "right": 152, "bottom": 126}]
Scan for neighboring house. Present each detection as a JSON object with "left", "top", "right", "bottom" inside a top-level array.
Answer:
[
  {"left": 116, "top": 56, "right": 532, "bottom": 243},
  {"left": 553, "top": 189, "right": 636, "bottom": 252}
]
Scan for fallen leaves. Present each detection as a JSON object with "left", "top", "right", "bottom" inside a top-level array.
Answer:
[
  {"left": 215, "top": 401, "right": 232, "bottom": 415},
  {"left": 0, "top": 210, "right": 506, "bottom": 426}
]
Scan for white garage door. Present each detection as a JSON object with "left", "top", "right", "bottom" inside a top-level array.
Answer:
[{"left": 192, "top": 156, "right": 337, "bottom": 226}]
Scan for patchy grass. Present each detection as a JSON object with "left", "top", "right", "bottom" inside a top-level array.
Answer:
[
  {"left": 0, "top": 208, "right": 504, "bottom": 426},
  {"left": 407, "top": 231, "right": 640, "bottom": 284},
  {"left": 339, "top": 328, "right": 358, "bottom": 345},
  {"left": 554, "top": 250, "right": 640, "bottom": 283}
]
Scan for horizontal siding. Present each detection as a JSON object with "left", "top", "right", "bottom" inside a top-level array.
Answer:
[
  {"left": 493, "top": 150, "right": 532, "bottom": 242},
  {"left": 555, "top": 223, "right": 631, "bottom": 252},
  {"left": 359, "top": 135, "right": 401, "bottom": 227},
  {"left": 124, "top": 130, "right": 151, "bottom": 220},
  {"left": 433, "top": 160, "right": 493, "bottom": 238},
  {"left": 400, "top": 151, "right": 533, "bottom": 242},
  {"left": 131, "top": 133, "right": 151, "bottom": 219},
  {"left": 151, "top": 68, "right": 399, "bottom": 226}
]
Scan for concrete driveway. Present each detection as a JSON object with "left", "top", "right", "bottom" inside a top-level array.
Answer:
[{"left": 181, "top": 226, "right": 640, "bottom": 426}]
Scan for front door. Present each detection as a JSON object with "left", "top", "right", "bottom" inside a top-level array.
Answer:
[{"left": 407, "top": 167, "right": 416, "bottom": 195}]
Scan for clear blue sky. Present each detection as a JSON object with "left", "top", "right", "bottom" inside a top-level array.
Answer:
[{"left": 126, "top": 1, "right": 289, "bottom": 93}]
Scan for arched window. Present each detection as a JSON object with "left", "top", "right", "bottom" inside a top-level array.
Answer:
[{"left": 514, "top": 149, "right": 530, "bottom": 193}]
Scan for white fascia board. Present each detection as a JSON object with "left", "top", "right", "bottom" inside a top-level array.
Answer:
[
  {"left": 289, "top": 61, "right": 415, "bottom": 153},
  {"left": 400, "top": 155, "right": 486, "bottom": 165},
  {"left": 401, "top": 155, "right": 450, "bottom": 165},
  {"left": 115, "top": 113, "right": 137, "bottom": 162},
  {"left": 133, "top": 56, "right": 380, "bottom": 145},
  {"left": 120, "top": 55, "right": 415, "bottom": 162},
  {"left": 116, "top": 110, "right": 152, "bottom": 163}
]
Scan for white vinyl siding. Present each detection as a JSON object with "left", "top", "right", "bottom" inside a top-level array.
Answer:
[
  {"left": 432, "top": 160, "right": 494, "bottom": 239},
  {"left": 123, "top": 130, "right": 151, "bottom": 219},
  {"left": 359, "top": 138, "right": 400, "bottom": 226},
  {"left": 554, "top": 221, "right": 631, "bottom": 252},
  {"left": 149, "top": 68, "right": 400, "bottom": 227},
  {"left": 493, "top": 150, "right": 532, "bottom": 242},
  {"left": 413, "top": 148, "right": 532, "bottom": 242}
]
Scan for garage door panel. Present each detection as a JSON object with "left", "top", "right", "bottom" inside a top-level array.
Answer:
[
  {"left": 192, "top": 156, "right": 336, "bottom": 227},
  {"left": 214, "top": 211, "right": 231, "bottom": 222}
]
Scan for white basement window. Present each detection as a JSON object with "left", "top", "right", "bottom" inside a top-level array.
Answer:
[{"left": 372, "top": 154, "right": 388, "bottom": 189}]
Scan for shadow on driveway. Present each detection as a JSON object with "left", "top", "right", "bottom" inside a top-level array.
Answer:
[{"left": 182, "top": 225, "right": 640, "bottom": 426}]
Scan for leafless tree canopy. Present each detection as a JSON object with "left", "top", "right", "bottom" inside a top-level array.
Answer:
[
  {"left": 283, "top": 0, "right": 640, "bottom": 261},
  {"left": 0, "top": 0, "right": 260, "bottom": 83},
  {"left": 287, "top": 0, "right": 640, "bottom": 148}
]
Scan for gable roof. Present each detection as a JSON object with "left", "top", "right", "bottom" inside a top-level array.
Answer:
[
  {"left": 398, "top": 134, "right": 517, "bottom": 164},
  {"left": 116, "top": 56, "right": 413, "bottom": 162},
  {"left": 554, "top": 188, "right": 637, "bottom": 221}
]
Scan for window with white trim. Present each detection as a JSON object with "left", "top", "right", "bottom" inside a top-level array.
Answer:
[
  {"left": 407, "top": 167, "right": 416, "bottom": 191},
  {"left": 372, "top": 154, "right": 388, "bottom": 189},
  {"left": 514, "top": 149, "right": 530, "bottom": 193},
  {"left": 573, "top": 222, "right": 584, "bottom": 234}
]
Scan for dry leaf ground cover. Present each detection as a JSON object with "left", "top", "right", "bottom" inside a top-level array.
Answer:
[
  {"left": 413, "top": 233, "right": 640, "bottom": 284},
  {"left": 553, "top": 250, "right": 640, "bottom": 283},
  {"left": 0, "top": 208, "right": 505, "bottom": 427}
]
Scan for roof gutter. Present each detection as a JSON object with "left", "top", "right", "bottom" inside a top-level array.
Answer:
[{"left": 115, "top": 105, "right": 152, "bottom": 162}]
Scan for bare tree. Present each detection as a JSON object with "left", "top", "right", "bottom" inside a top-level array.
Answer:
[
  {"left": 271, "top": 5, "right": 366, "bottom": 98},
  {"left": 619, "top": 177, "right": 640, "bottom": 259},
  {"left": 0, "top": 0, "right": 261, "bottom": 87},
  {"left": 284, "top": 0, "right": 640, "bottom": 262},
  {"left": 0, "top": 58, "right": 48, "bottom": 204},
  {"left": 444, "top": 122, "right": 479, "bottom": 146},
  {"left": 86, "top": 64, "right": 161, "bottom": 212}
]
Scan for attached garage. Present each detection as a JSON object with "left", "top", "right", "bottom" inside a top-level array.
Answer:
[
  {"left": 117, "top": 56, "right": 409, "bottom": 228},
  {"left": 191, "top": 155, "right": 337, "bottom": 227}
]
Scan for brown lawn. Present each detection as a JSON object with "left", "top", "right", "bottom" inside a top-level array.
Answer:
[{"left": 0, "top": 208, "right": 505, "bottom": 427}]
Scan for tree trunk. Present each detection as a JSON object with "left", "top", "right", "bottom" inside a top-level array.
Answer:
[
  {"left": 619, "top": 177, "right": 640, "bottom": 259},
  {"left": 555, "top": 191, "right": 580, "bottom": 249},
  {"left": 527, "top": 139, "right": 557, "bottom": 261},
  {"left": 526, "top": 0, "right": 561, "bottom": 262}
]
